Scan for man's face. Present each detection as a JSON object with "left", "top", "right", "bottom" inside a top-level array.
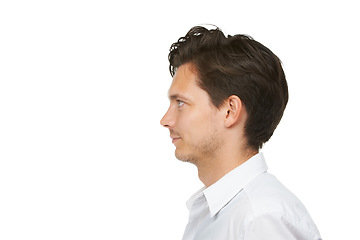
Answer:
[{"left": 160, "top": 63, "right": 224, "bottom": 165}]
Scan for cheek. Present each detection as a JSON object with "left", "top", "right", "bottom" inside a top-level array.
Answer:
[{"left": 178, "top": 111, "right": 215, "bottom": 140}]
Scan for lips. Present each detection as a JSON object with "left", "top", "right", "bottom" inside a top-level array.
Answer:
[
  {"left": 170, "top": 134, "right": 181, "bottom": 144},
  {"left": 172, "top": 137, "right": 181, "bottom": 144},
  {"left": 170, "top": 129, "right": 181, "bottom": 144}
]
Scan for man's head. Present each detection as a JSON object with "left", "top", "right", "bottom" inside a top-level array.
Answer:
[
  {"left": 161, "top": 26, "right": 288, "bottom": 162},
  {"left": 160, "top": 63, "right": 226, "bottom": 164}
]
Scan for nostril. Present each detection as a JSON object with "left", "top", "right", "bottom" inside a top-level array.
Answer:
[
  {"left": 161, "top": 118, "right": 170, "bottom": 128},
  {"left": 160, "top": 108, "right": 172, "bottom": 128},
  {"left": 160, "top": 116, "right": 169, "bottom": 128}
]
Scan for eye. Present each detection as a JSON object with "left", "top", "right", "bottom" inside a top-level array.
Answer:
[{"left": 177, "top": 100, "right": 185, "bottom": 107}]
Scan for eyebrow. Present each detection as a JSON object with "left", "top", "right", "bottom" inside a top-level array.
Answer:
[{"left": 168, "top": 93, "right": 191, "bottom": 102}]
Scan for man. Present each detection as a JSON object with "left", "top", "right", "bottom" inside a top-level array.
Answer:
[{"left": 160, "top": 26, "right": 321, "bottom": 240}]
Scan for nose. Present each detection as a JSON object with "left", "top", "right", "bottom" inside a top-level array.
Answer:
[{"left": 160, "top": 107, "right": 174, "bottom": 128}]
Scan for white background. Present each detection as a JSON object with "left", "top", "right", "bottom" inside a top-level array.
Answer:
[{"left": 1, "top": 0, "right": 359, "bottom": 239}]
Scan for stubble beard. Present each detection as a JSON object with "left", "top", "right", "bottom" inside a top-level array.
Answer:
[{"left": 175, "top": 131, "right": 222, "bottom": 166}]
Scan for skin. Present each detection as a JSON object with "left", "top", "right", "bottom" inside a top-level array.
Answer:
[{"left": 161, "top": 63, "right": 258, "bottom": 188}]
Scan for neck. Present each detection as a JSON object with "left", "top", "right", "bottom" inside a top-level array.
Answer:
[{"left": 197, "top": 147, "right": 258, "bottom": 188}]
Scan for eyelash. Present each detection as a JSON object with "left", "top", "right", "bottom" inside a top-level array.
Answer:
[{"left": 176, "top": 100, "right": 185, "bottom": 107}]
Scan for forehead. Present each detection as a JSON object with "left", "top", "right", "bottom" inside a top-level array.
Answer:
[{"left": 168, "top": 63, "right": 205, "bottom": 101}]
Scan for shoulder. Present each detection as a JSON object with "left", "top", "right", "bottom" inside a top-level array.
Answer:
[
  {"left": 221, "top": 173, "right": 305, "bottom": 220},
  {"left": 243, "top": 173, "right": 304, "bottom": 216},
  {"left": 213, "top": 173, "right": 321, "bottom": 239},
  {"left": 239, "top": 173, "right": 321, "bottom": 239}
]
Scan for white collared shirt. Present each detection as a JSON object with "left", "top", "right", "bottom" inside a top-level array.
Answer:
[{"left": 182, "top": 153, "right": 321, "bottom": 240}]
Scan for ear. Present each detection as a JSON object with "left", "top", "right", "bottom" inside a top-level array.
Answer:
[{"left": 223, "top": 95, "right": 243, "bottom": 128}]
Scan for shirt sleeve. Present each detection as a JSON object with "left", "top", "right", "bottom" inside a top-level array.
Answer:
[{"left": 244, "top": 212, "right": 321, "bottom": 240}]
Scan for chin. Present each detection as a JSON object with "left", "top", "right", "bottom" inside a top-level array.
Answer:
[{"left": 175, "top": 149, "right": 197, "bottom": 164}]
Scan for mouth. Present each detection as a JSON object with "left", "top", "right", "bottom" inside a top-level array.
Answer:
[
  {"left": 170, "top": 135, "right": 181, "bottom": 144},
  {"left": 172, "top": 137, "right": 181, "bottom": 144}
]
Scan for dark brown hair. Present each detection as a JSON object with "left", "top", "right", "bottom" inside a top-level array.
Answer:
[{"left": 168, "top": 26, "right": 288, "bottom": 150}]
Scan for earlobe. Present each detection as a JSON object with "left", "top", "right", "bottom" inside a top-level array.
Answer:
[{"left": 224, "top": 95, "right": 243, "bottom": 128}]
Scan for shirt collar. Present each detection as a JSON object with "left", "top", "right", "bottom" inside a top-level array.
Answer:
[
  {"left": 186, "top": 152, "right": 268, "bottom": 217},
  {"left": 186, "top": 186, "right": 206, "bottom": 210}
]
